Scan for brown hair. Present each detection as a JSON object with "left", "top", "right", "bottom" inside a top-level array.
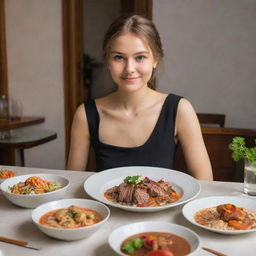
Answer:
[{"left": 102, "top": 14, "right": 164, "bottom": 88}]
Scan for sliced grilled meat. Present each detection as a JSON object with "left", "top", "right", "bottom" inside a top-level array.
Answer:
[
  {"left": 117, "top": 183, "right": 134, "bottom": 203},
  {"left": 133, "top": 188, "right": 149, "bottom": 204},
  {"left": 147, "top": 182, "right": 168, "bottom": 197}
]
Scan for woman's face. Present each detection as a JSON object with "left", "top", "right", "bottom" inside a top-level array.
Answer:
[{"left": 107, "top": 33, "right": 157, "bottom": 92}]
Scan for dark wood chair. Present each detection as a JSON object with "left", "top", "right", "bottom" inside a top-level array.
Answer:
[
  {"left": 174, "top": 127, "right": 256, "bottom": 182},
  {"left": 197, "top": 113, "right": 225, "bottom": 127}
]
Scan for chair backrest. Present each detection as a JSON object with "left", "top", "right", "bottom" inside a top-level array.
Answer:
[
  {"left": 197, "top": 113, "right": 225, "bottom": 127},
  {"left": 174, "top": 127, "right": 256, "bottom": 182}
]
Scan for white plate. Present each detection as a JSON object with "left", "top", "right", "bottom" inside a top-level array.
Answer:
[
  {"left": 108, "top": 221, "right": 200, "bottom": 256},
  {"left": 84, "top": 166, "right": 201, "bottom": 212},
  {"left": 182, "top": 196, "right": 256, "bottom": 235}
]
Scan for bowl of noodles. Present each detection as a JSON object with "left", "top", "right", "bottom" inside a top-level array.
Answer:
[{"left": 0, "top": 174, "right": 69, "bottom": 208}]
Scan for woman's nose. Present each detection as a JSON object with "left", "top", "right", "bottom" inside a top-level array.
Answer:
[{"left": 124, "top": 59, "right": 135, "bottom": 73}]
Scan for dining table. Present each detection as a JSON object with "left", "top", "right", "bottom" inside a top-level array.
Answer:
[{"left": 0, "top": 165, "right": 255, "bottom": 256}]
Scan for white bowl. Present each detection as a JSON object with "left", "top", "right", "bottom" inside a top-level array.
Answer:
[
  {"left": 32, "top": 198, "right": 110, "bottom": 241},
  {"left": 0, "top": 177, "right": 10, "bottom": 184},
  {"left": 0, "top": 174, "right": 69, "bottom": 208},
  {"left": 109, "top": 221, "right": 200, "bottom": 256}
]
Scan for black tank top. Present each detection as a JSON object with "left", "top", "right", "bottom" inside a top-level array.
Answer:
[{"left": 85, "top": 94, "right": 183, "bottom": 172}]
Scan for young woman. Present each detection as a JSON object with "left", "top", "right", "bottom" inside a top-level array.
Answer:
[{"left": 67, "top": 14, "right": 213, "bottom": 180}]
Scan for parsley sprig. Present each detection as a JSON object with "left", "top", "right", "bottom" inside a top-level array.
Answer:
[
  {"left": 124, "top": 175, "right": 144, "bottom": 185},
  {"left": 229, "top": 137, "right": 256, "bottom": 165}
]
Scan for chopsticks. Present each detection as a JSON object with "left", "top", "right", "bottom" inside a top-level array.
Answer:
[
  {"left": 203, "top": 247, "right": 228, "bottom": 256},
  {"left": 0, "top": 236, "right": 40, "bottom": 250}
]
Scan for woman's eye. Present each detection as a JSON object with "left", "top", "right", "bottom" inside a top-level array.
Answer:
[
  {"left": 135, "top": 55, "right": 146, "bottom": 62},
  {"left": 113, "top": 55, "right": 124, "bottom": 61}
]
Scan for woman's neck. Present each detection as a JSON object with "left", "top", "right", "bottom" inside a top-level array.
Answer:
[{"left": 113, "top": 87, "right": 156, "bottom": 112}]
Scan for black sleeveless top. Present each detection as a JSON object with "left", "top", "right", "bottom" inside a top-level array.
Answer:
[{"left": 85, "top": 94, "right": 183, "bottom": 172}]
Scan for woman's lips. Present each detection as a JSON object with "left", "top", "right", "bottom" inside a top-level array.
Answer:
[{"left": 121, "top": 76, "right": 140, "bottom": 82}]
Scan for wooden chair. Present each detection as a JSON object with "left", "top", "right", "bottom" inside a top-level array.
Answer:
[
  {"left": 174, "top": 127, "right": 256, "bottom": 182},
  {"left": 197, "top": 113, "right": 225, "bottom": 127}
]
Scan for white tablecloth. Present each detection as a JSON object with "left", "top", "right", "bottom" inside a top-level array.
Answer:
[{"left": 0, "top": 166, "right": 255, "bottom": 256}]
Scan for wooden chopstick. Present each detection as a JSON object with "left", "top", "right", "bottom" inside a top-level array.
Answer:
[
  {"left": 0, "top": 236, "right": 28, "bottom": 246},
  {"left": 203, "top": 247, "right": 228, "bottom": 256}
]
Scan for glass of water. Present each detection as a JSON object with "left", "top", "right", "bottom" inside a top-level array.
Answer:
[{"left": 244, "top": 159, "right": 256, "bottom": 196}]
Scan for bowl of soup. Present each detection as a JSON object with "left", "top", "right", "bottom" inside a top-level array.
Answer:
[
  {"left": 0, "top": 174, "right": 69, "bottom": 208},
  {"left": 109, "top": 221, "right": 200, "bottom": 256},
  {"left": 32, "top": 198, "right": 110, "bottom": 240}
]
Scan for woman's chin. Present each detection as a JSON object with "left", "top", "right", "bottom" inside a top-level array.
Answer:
[{"left": 117, "top": 82, "right": 148, "bottom": 92}]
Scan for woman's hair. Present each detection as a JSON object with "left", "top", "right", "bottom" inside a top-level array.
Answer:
[{"left": 102, "top": 14, "right": 164, "bottom": 88}]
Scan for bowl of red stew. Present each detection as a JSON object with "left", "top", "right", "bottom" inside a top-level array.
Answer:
[
  {"left": 32, "top": 198, "right": 110, "bottom": 240},
  {"left": 109, "top": 221, "right": 200, "bottom": 256}
]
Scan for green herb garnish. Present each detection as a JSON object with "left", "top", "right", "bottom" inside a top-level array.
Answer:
[
  {"left": 122, "top": 241, "right": 135, "bottom": 254},
  {"left": 46, "top": 188, "right": 54, "bottom": 192},
  {"left": 66, "top": 211, "right": 74, "bottom": 218},
  {"left": 229, "top": 137, "right": 256, "bottom": 164},
  {"left": 132, "top": 237, "right": 143, "bottom": 249},
  {"left": 122, "top": 237, "right": 143, "bottom": 254},
  {"left": 124, "top": 176, "right": 144, "bottom": 185}
]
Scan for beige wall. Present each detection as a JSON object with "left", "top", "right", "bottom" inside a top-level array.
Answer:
[
  {"left": 5, "top": 0, "right": 65, "bottom": 169},
  {"left": 154, "top": 0, "right": 256, "bottom": 129}
]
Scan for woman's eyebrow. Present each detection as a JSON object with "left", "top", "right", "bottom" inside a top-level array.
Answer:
[
  {"left": 110, "top": 51, "right": 124, "bottom": 55},
  {"left": 134, "top": 51, "right": 150, "bottom": 55},
  {"left": 110, "top": 51, "right": 150, "bottom": 55}
]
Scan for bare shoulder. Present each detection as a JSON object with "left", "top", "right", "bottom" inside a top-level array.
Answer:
[
  {"left": 72, "top": 103, "right": 89, "bottom": 136},
  {"left": 74, "top": 103, "right": 87, "bottom": 123},
  {"left": 176, "top": 98, "right": 199, "bottom": 133},
  {"left": 177, "top": 98, "right": 196, "bottom": 116}
]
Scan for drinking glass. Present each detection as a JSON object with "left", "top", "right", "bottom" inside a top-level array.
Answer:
[
  {"left": 10, "top": 99, "right": 23, "bottom": 120},
  {"left": 244, "top": 159, "right": 256, "bottom": 196},
  {"left": 0, "top": 95, "right": 9, "bottom": 121}
]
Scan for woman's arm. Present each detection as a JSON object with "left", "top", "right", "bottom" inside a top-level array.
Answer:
[
  {"left": 66, "top": 104, "right": 90, "bottom": 171},
  {"left": 175, "top": 98, "right": 213, "bottom": 180}
]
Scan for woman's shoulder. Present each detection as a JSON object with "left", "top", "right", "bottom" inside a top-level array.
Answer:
[
  {"left": 176, "top": 97, "right": 198, "bottom": 128},
  {"left": 175, "top": 97, "right": 195, "bottom": 118},
  {"left": 74, "top": 103, "right": 87, "bottom": 122}
]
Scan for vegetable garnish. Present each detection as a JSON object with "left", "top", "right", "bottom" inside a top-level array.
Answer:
[
  {"left": 124, "top": 175, "right": 144, "bottom": 185},
  {"left": 229, "top": 137, "right": 256, "bottom": 164},
  {"left": 122, "top": 237, "right": 143, "bottom": 254}
]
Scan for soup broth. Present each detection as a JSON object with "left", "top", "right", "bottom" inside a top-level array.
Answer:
[{"left": 121, "top": 231, "right": 191, "bottom": 256}]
